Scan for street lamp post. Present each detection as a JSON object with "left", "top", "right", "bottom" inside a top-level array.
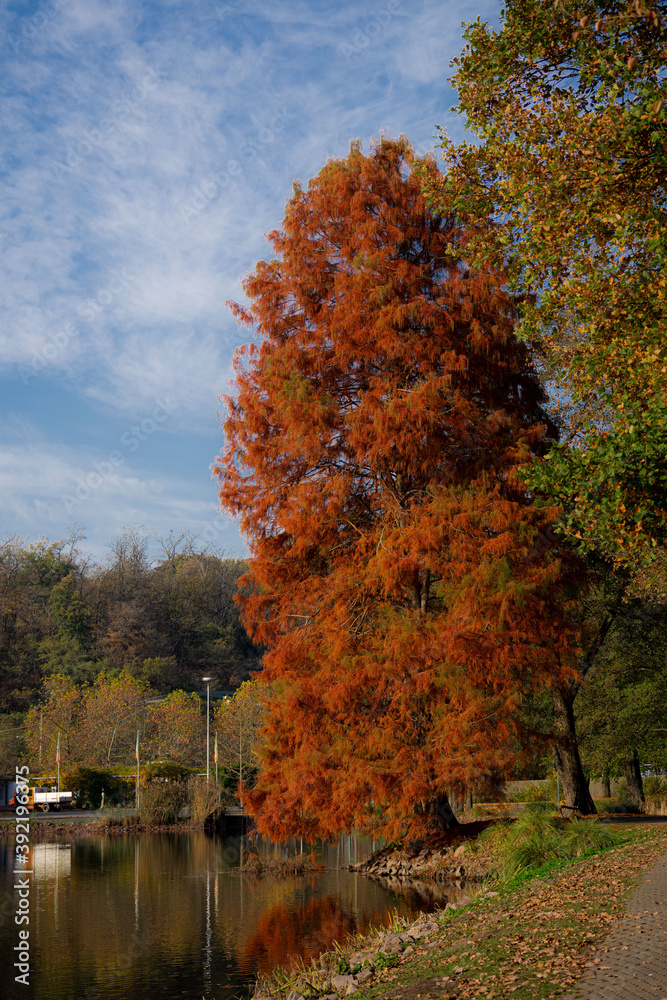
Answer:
[{"left": 203, "top": 677, "right": 214, "bottom": 783}]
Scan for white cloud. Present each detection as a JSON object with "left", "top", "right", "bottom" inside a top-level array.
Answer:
[
  {"left": 0, "top": 0, "right": 490, "bottom": 549},
  {"left": 0, "top": 438, "right": 244, "bottom": 561}
]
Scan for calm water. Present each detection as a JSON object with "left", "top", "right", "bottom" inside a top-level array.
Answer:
[{"left": 1, "top": 832, "right": 461, "bottom": 1000}]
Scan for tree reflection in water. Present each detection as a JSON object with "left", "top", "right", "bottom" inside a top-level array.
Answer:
[{"left": 241, "top": 894, "right": 360, "bottom": 972}]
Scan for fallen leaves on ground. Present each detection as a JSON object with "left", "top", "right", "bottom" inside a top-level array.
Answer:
[{"left": 361, "top": 828, "right": 667, "bottom": 1000}]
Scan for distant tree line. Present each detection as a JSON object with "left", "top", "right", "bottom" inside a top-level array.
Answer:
[
  {"left": 18, "top": 672, "right": 262, "bottom": 781},
  {"left": 0, "top": 528, "right": 262, "bottom": 724}
]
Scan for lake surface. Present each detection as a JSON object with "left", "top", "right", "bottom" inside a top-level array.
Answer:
[{"left": 1, "top": 831, "right": 462, "bottom": 1000}]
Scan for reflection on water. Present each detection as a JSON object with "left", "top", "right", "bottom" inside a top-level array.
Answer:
[
  {"left": 241, "top": 894, "right": 358, "bottom": 974},
  {"left": 0, "top": 832, "right": 463, "bottom": 1000},
  {"left": 33, "top": 842, "right": 72, "bottom": 879}
]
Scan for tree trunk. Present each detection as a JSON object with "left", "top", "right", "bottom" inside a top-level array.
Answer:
[
  {"left": 420, "top": 569, "right": 430, "bottom": 615},
  {"left": 552, "top": 684, "right": 597, "bottom": 814},
  {"left": 624, "top": 750, "right": 645, "bottom": 811},
  {"left": 426, "top": 793, "right": 459, "bottom": 830},
  {"left": 601, "top": 773, "right": 611, "bottom": 798}
]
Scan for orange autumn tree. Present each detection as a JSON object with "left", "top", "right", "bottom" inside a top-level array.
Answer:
[{"left": 215, "top": 137, "right": 589, "bottom": 840}]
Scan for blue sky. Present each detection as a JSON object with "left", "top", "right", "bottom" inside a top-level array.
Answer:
[{"left": 1, "top": 0, "right": 499, "bottom": 565}]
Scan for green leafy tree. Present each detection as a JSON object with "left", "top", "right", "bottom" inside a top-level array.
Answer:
[
  {"left": 0, "top": 537, "right": 80, "bottom": 712},
  {"left": 431, "top": 0, "right": 667, "bottom": 593},
  {"left": 49, "top": 572, "right": 92, "bottom": 647},
  {"left": 139, "top": 656, "right": 182, "bottom": 693},
  {"left": 37, "top": 634, "right": 101, "bottom": 686},
  {"left": 0, "top": 713, "right": 26, "bottom": 775},
  {"left": 36, "top": 571, "right": 99, "bottom": 685},
  {"left": 145, "top": 689, "right": 205, "bottom": 768},
  {"left": 20, "top": 537, "right": 77, "bottom": 591},
  {"left": 576, "top": 590, "right": 667, "bottom": 806},
  {"left": 213, "top": 680, "right": 264, "bottom": 792}
]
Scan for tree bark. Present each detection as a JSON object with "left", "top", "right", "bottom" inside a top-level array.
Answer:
[
  {"left": 421, "top": 569, "right": 430, "bottom": 615},
  {"left": 552, "top": 684, "right": 597, "bottom": 814},
  {"left": 426, "top": 793, "right": 459, "bottom": 829},
  {"left": 601, "top": 773, "right": 611, "bottom": 798},
  {"left": 624, "top": 749, "right": 645, "bottom": 811}
]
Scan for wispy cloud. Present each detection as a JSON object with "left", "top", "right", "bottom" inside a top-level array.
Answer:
[
  {"left": 0, "top": 0, "right": 496, "bottom": 552},
  {"left": 0, "top": 432, "right": 240, "bottom": 561}
]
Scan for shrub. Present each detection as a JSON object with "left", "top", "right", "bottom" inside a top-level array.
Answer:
[
  {"left": 598, "top": 778, "right": 643, "bottom": 814},
  {"left": 644, "top": 774, "right": 667, "bottom": 796},
  {"left": 61, "top": 766, "right": 133, "bottom": 809},
  {"left": 139, "top": 780, "right": 188, "bottom": 825},
  {"left": 140, "top": 761, "right": 197, "bottom": 783},
  {"left": 476, "top": 803, "right": 618, "bottom": 883},
  {"left": 512, "top": 777, "right": 557, "bottom": 804},
  {"left": 188, "top": 777, "right": 225, "bottom": 824}
]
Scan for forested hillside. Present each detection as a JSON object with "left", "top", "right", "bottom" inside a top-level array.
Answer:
[{"left": 0, "top": 529, "right": 261, "bottom": 716}]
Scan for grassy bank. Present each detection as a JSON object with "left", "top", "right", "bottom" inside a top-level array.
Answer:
[{"left": 255, "top": 815, "right": 667, "bottom": 1000}]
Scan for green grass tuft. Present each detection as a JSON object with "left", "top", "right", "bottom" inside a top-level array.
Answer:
[{"left": 475, "top": 803, "right": 620, "bottom": 886}]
